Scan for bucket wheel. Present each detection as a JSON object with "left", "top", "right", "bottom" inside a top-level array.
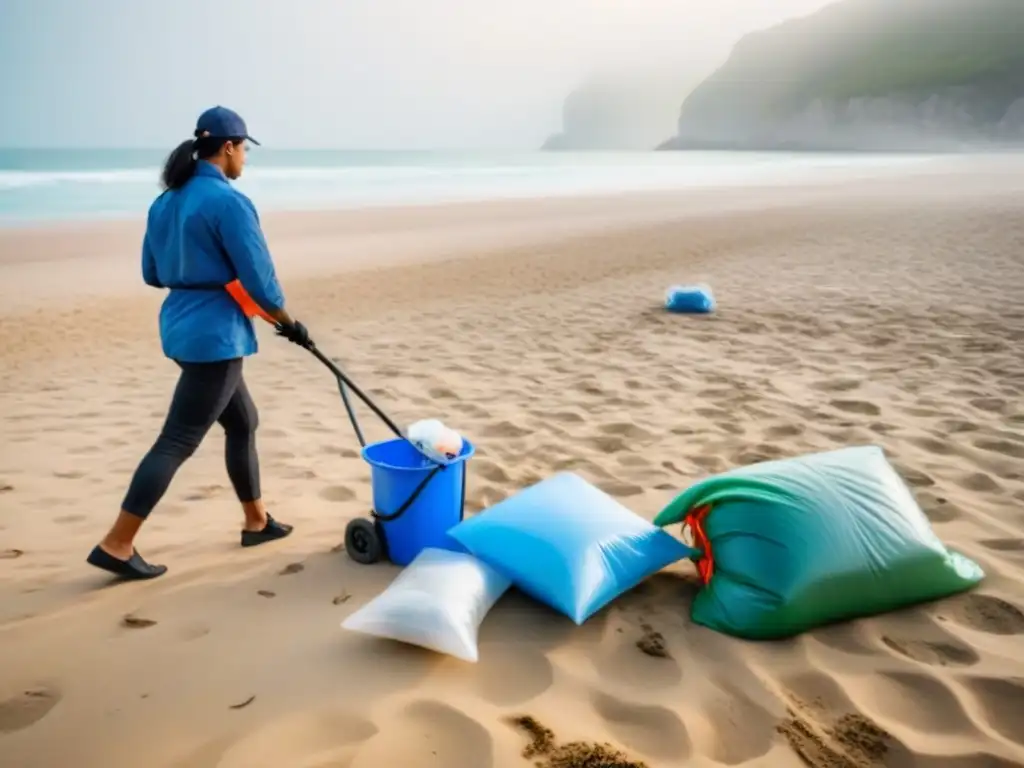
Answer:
[{"left": 345, "top": 517, "right": 383, "bottom": 565}]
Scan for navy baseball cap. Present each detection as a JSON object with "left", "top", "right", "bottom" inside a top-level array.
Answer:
[{"left": 195, "top": 106, "right": 260, "bottom": 145}]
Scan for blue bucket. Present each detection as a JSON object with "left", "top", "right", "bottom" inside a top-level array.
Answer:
[{"left": 361, "top": 437, "right": 475, "bottom": 566}]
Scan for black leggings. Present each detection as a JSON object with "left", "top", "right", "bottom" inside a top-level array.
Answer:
[{"left": 122, "top": 358, "right": 260, "bottom": 519}]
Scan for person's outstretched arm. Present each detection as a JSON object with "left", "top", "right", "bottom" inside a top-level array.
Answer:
[{"left": 216, "top": 193, "right": 296, "bottom": 327}]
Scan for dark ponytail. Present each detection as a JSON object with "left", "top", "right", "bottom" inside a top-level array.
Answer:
[
  {"left": 160, "top": 132, "right": 244, "bottom": 190},
  {"left": 161, "top": 139, "right": 198, "bottom": 190}
]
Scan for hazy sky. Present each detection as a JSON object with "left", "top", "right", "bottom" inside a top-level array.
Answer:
[{"left": 1, "top": 0, "right": 836, "bottom": 149}]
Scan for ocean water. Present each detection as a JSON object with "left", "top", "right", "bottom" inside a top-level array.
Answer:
[{"left": 0, "top": 148, "right": 936, "bottom": 226}]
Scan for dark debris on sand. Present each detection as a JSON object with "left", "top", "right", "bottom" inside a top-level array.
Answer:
[
  {"left": 635, "top": 621, "right": 670, "bottom": 658},
  {"left": 510, "top": 715, "right": 556, "bottom": 758},
  {"left": 777, "top": 703, "right": 891, "bottom": 768},
  {"left": 508, "top": 715, "right": 648, "bottom": 768}
]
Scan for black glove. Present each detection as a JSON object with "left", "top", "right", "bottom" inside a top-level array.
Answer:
[{"left": 275, "top": 320, "right": 313, "bottom": 348}]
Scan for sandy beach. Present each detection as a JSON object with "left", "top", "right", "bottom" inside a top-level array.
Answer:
[{"left": 1, "top": 157, "right": 1023, "bottom": 768}]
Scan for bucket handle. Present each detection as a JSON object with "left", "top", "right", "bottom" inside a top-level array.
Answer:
[
  {"left": 371, "top": 464, "right": 445, "bottom": 522},
  {"left": 304, "top": 345, "right": 405, "bottom": 445},
  {"left": 296, "top": 340, "right": 467, "bottom": 525}
]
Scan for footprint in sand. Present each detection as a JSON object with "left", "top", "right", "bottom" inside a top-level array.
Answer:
[
  {"left": 481, "top": 421, "right": 531, "bottom": 439},
  {"left": 197, "top": 707, "right": 379, "bottom": 768},
  {"left": 590, "top": 691, "right": 691, "bottom": 762},
  {"left": 68, "top": 444, "right": 102, "bottom": 455},
  {"left": 474, "top": 645, "right": 554, "bottom": 707},
  {"left": 717, "top": 420, "right": 747, "bottom": 437},
  {"left": 811, "top": 378, "right": 862, "bottom": 393},
  {"left": 427, "top": 387, "right": 459, "bottom": 400},
  {"left": 955, "top": 472, "right": 1002, "bottom": 493},
  {"left": 0, "top": 686, "right": 61, "bottom": 734},
  {"left": 588, "top": 435, "right": 628, "bottom": 455},
  {"left": 694, "top": 406, "right": 729, "bottom": 421},
  {"left": 184, "top": 484, "right": 226, "bottom": 501},
  {"left": 473, "top": 459, "right": 511, "bottom": 484},
  {"left": 830, "top": 399, "right": 881, "bottom": 416},
  {"left": 616, "top": 453, "right": 650, "bottom": 469},
  {"left": 809, "top": 622, "right": 884, "bottom": 657},
  {"left": 350, "top": 700, "right": 493, "bottom": 768},
  {"left": 856, "top": 670, "right": 975, "bottom": 735},
  {"left": 869, "top": 421, "right": 901, "bottom": 435},
  {"left": 917, "top": 494, "right": 962, "bottom": 524},
  {"left": 764, "top": 423, "right": 805, "bottom": 439},
  {"left": 319, "top": 485, "right": 356, "bottom": 502},
  {"left": 960, "top": 676, "right": 1024, "bottom": 747},
  {"left": 552, "top": 456, "right": 614, "bottom": 479},
  {"left": 780, "top": 671, "right": 858, "bottom": 715},
  {"left": 692, "top": 678, "right": 778, "bottom": 764},
  {"left": 938, "top": 418, "right": 982, "bottom": 434},
  {"left": 591, "top": 622, "right": 683, "bottom": 692},
  {"left": 596, "top": 480, "right": 645, "bottom": 499},
  {"left": 880, "top": 635, "right": 979, "bottom": 668},
  {"left": 972, "top": 438, "right": 1024, "bottom": 460},
  {"left": 892, "top": 463, "right": 937, "bottom": 489},
  {"left": 691, "top": 454, "right": 728, "bottom": 474},
  {"left": 908, "top": 436, "right": 958, "bottom": 456},
  {"left": 534, "top": 409, "right": 585, "bottom": 425},
  {"left": 660, "top": 460, "right": 687, "bottom": 476},
  {"left": 53, "top": 514, "right": 87, "bottom": 525},
  {"left": 732, "top": 444, "right": 787, "bottom": 467},
  {"left": 969, "top": 397, "right": 1006, "bottom": 414},
  {"left": 936, "top": 594, "right": 1024, "bottom": 636}
]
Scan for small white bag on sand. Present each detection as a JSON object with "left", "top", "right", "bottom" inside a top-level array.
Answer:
[{"left": 341, "top": 547, "right": 510, "bottom": 662}]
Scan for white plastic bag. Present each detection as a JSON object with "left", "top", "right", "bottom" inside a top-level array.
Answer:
[
  {"left": 406, "top": 418, "right": 464, "bottom": 464},
  {"left": 341, "top": 547, "right": 510, "bottom": 662}
]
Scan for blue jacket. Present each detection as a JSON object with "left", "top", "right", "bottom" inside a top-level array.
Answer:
[{"left": 142, "top": 161, "right": 286, "bottom": 363}]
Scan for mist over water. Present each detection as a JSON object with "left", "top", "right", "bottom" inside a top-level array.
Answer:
[{"left": 0, "top": 149, "right": 943, "bottom": 225}]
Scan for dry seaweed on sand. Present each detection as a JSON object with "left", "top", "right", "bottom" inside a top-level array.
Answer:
[
  {"left": 509, "top": 715, "right": 556, "bottom": 758},
  {"left": 507, "top": 715, "right": 649, "bottom": 768},
  {"left": 776, "top": 706, "right": 891, "bottom": 768}
]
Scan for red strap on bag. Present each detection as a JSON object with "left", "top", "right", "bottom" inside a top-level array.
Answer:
[{"left": 684, "top": 504, "right": 714, "bottom": 585}]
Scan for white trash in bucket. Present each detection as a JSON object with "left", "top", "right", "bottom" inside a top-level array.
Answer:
[{"left": 406, "top": 418, "right": 464, "bottom": 465}]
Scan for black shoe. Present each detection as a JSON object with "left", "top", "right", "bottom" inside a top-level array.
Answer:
[
  {"left": 86, "top": 545, "right": 168, "bottom": 580},
  {"left": 241, "top": 514, "right": 294, "bottom": 548}
]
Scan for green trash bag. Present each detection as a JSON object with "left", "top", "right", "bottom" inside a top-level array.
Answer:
[{"left": 654, "top": 445, "right": 984, "bottom": 640}]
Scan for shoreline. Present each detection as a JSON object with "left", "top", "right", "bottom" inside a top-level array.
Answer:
[{"left": 1, "top": 149, "right": 1019, "bottom": 235}]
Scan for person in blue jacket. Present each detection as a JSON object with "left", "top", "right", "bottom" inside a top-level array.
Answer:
[{"left": 87, "top": 106, "right": 312, "bottom": 580}]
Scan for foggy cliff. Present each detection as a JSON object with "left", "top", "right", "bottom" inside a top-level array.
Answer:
[
  {"left": 541, "top": 71, "right": 706, "bottom": 151},
  {"left": 658, "top": 0, "right": 1024, "bottom": 152}
]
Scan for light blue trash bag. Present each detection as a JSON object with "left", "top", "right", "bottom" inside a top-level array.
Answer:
[
  {"left": 665, "top": 284, "right": 715, "bottom": 313},
  {"left": 446, "top": 472, "right": 697, "bottom": 624}
]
